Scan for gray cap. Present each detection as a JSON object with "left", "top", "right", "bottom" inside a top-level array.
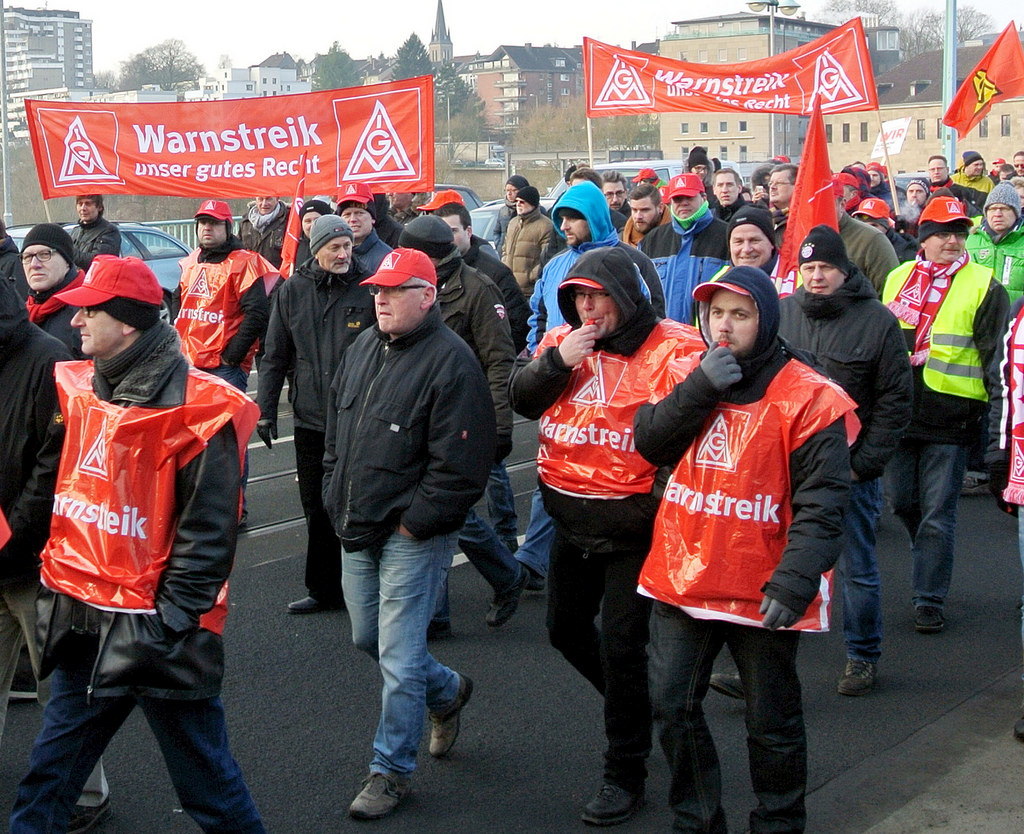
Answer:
[
  {"left": 984, "top": 181, "right": 1022, "bottom": 219},
  {"left": 309, "top": 214, "right": 353, "bottom": 255}
]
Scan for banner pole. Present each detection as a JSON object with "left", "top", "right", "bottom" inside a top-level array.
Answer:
[
  {"left": 875, "top": 109, "right": 901, "bottom": 217},
  {"left": 587, "top": 118, "right": 594, "bottom": 167}
]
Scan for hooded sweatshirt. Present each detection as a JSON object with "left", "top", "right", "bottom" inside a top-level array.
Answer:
[{"left": 527, "top": 181, "right": 665, "bottom": 350}]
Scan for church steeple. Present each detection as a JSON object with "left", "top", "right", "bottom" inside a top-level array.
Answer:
[{"left": 429, "top": 0, "right": 453, "bottom": 65}]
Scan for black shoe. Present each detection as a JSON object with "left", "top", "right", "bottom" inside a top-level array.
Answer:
[
  {"left": 709, "top": 672, "right": 744, "bottom": 700},
  {"left": 67, "top": 797, "right": 111, "bottom": 834},
  {"left": 523, "top": 564, "right": 546, "bottom": 592},
  {"left": 486, "top": 569, "right": 527, "bottom": 628},
  {"left": 581, "top": 784, "right": 643, "bottom": 827},
  {"left": 837, "top": 659, "right": 877, "bottom": 696},
  {"left": 287, "top": 595, "right": 344, "bottom": 614},
  {"left": 501, "top": 536, "right": 520, "bottom": 556},
  {"left": 914, "top": 605, "right": 944, "bottom": 633},
  {"left": 427, "top": 620, "right": 453, "bottom": 641},
  {"left": 1014, "top": 716, "right": 1024, "bottom": 743}
]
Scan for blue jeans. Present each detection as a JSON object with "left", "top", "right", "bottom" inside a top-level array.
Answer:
[
  {"left": 343, "top": 530, "right": 461, "bottom": 776},
  {"left": 11, "top": 648, "right": 265, "bottom": 833},
  {"left": 433, "top": 509, "right": 523, "bottom": 624},
  {"left": 840, "top": 478, "right": 884, "bottom": 663},
  {"left": 514, "top": 488, "right": 556, "bottom": 579},
  {"left": 885, "top": 441, "right": 968, "bottom": 609},
  {"left": 485, "top": 462, "right": 518, "bottom": 547},
  {"left": 208, "top": 364, "right": 250, "bottom": 508},
  {"left": 648, "top": 603, "right": 806, "bottom": 834}
]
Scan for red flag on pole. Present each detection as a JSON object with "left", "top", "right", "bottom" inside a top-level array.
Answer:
[
  {"left": 279, "top": 152, "right": 307, "bottom": 279},
  {"left": 777, "top": 98, "right": 837, "bottom": 296},
  {"left": 943, "top": 23, "right": 1024, "bottom": 139}
]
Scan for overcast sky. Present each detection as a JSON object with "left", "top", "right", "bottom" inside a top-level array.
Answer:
[{"left": 64, "top": 0, "right": 1014, "bottom": 78}]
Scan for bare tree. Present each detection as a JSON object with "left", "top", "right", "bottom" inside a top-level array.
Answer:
[
  {"left": 118, "top": 39, "right": 204, "bottom": 91},
  {"left": 957, "top": 6, "right": 993, "bottom": 43},
  {"left": 899, "top": 8, "right": 944, "bottom": 58}
]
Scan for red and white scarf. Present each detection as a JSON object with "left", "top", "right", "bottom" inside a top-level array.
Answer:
[
  {"left": 1003, "top": 306, "right": 1024, "bottom": 505},
  {"left": 886, "top": 251, "right": 969, "bottom": 366}
]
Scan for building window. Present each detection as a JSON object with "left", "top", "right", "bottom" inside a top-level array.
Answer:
[
  {"left": 1002, "top": 114, "right": 1011, "bottom": 136},
  {"left": 681, "top": 123, "right": 689, "bottom": 134},
  {"left": 842, "top": 123, "right": 850, "bottom": 142},
  {"left": 560, "top": 73, "right": 569, "bottom": 81},
  {"left": 700, "top": 122, "right": 709, "bottom": 133},
  {"left": 718, "top": 49, "right": 728, "bottom": 61},
  {"left": 720, "top": 145, "right": 728, "bottom": 159},
  {"left": 561, "top": 88, "right": 569, "bottom": 95},
  {"left": 937, "top": 118, "right": 943, "bottom": 139},
  {"left": 860, "top": 122, "right": 868, "bottom": 142},
  {"left": 698, "top": 49, "right": 708, "bottom": 61},
  {"left": 826, "top": 124, "right": 833, "bottom": 143},
  {"left": 739, "top": 120, "right": 748, "bottom": 132},
  {"left": 679, "top": 52, "right": 687, "bottom": 60},
  {"left": 719, "top": 121, "right": 728, "bottom": 132},
  {"left": 739, "top": 144, "right": 748, "bottom": 161},
  {"left": 737, "top": 48, "right": 747, "bottom": 60},
  {"left": 979, "top": 117, "right": 989, "bottom": 138}
]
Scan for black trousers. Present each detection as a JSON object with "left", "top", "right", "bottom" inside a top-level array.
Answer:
[
  {"left": 294, "top": 427, "right": 343, "bottom": 603},
  {"left": 546, "top": 530, "right": 652, "bottom": 793}
]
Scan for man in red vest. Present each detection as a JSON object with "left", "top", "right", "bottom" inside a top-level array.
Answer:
[
  {"left": 11, "top": 255, "right": 265, "bottom": 833},
  {"left": 634, "top": 266, "right": 855, "bottom": 834}
]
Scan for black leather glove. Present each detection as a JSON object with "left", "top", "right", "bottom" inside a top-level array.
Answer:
[
  {"left": 700, "top": 345, "right": 742, "bottom": 392},
  {"left": 988, "top": 462, "right": 1018, "bottom": 515},
  {"left": 256, "top": 419, "right": 277, "bottom": 449},
  {"left": 495, "top": 435, "right": 513, "bottom": 464},
  {"left": 760, "top": 595, "right": 800, "bottom": 630}
]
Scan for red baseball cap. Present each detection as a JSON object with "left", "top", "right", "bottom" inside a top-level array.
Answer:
[
  {"left": 560, "top": 276, "right": 604, "bottom": 291},
  {"left": 866, "top": 162, "right": 887, "bottom": 175},
  {"left": 920, "top": 195, "right": 970, "bottom": 225},
  {"left": 770, "top": 155, "right": 791, "bottom": 164},
  {"left": 417, "top": 189, "right": 465, "bottom": 211},
  {"left": 55, "top": 255, "right": 163, "bottom": 307},
  {"left": 360, "top": 248, "right": 437, "bottom": 287},
  {"left": 337, "top": 182, "right": 374, "bottom": 206},
  {"left": 665, "top": 173, "right": 706, "bottom": 199},
  {"left": 194, "top": 199, "right": 233, "bottom": 221},
  {"left": 632, "top": 168, "right": 659, "bottom": 183},
  {"left": 853, "top": 197, "right": 893, "bottom": 225},
  {"left": 832, "top": 173, "right": 860, "bottom": 197},
  {"left": 692, "top": 280, "right": 751, "bottom": 304}
]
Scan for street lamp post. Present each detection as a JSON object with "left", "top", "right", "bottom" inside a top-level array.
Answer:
[{"left": 747, "top": 0, "right": 800, "bottom": 159}]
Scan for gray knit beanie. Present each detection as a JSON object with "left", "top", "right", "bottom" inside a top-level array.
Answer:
[
  {"left": 984, "top": 181, "right": 1022, "bottom": 219},
  {"left": 309, "top": 215, "right": 354, "bottom": 255}
]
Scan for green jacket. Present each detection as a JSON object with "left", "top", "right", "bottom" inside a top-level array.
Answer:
[{"left": 966, "top": 224, "right": 1024, "bottom": 303}]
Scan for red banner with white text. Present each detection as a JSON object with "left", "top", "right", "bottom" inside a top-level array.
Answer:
[
  {"left": 26, "top": 77, "right": 435, "bottom": 199},
  {"left": 584, "top": 19, "right": 877, "bottom": 117}
]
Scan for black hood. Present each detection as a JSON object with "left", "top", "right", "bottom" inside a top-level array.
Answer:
[{"left": 555, "top": 247, "right": 658, "bottom": 356}]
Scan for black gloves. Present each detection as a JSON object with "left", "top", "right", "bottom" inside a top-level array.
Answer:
[{"left": 256, "top": 419, "right": 277, "bottom": 449}]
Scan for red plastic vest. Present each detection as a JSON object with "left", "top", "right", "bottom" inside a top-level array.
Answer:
[
  {"left": 42, "top": 361, "right": 259, "bottom": 634},
  {"left": 175, "top": 249, "right": 276, "bottom": 372},
  {"left": 535, "top": 319, "right": 704, "bottom": 498},
  {"left": 639, "top": 359, "right": 858, "bottom": 632}
]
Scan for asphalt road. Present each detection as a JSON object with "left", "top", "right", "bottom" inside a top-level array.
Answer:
[{"left": 1, "top": 379, "right": 1022, "bottom": 833}]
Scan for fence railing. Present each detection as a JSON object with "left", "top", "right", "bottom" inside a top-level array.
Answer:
[{"left": 137, "top": 217, "right": 243, "bottom": 249}]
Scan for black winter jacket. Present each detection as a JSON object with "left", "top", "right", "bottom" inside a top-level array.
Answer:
[
  {"left": 633, "top": 338, "right": 851, "bottom": 617},
  {"left": 779, "top": 268, "right": 913, "bottom": 481},
  {"left": 0, "top": 278, "right": 70, "bottom": 586},
  {"left": 37, "top": 325, "right": 244, "bottom": 699},
  {"left": 322, "top": 307, "right": 496, "bottom": 551},
  {"left": 257, "top": 257, "right": 374, "bottom": 431},
  {"left": 464, "top": 235, "right": 530, "bottom": 353},
  {"left": 70, "top": 215, "right": 122, "bottom": 270},
  {"left": 0, "top": 234, "right": 28, "bottom": 299}
]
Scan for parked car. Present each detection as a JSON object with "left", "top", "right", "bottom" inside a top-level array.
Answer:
[
  {"left": 8, "top": 222, "right": 192, "bottom": 321},
  {"left": 433, "top": 183, "right": 484, "bottom": 210}
]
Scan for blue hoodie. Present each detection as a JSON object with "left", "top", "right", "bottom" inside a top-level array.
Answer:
[{"left": 527, "top": 181, "right": 663, "bottom": 350}]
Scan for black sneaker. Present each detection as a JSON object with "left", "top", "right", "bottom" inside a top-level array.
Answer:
[
  {"left": 581, "top": 784, "right": 644, "bottom": 827},
  {"left": 67, "top": 797, "right": 111, "bottom": 834},
  {"left": 709, "top": 673, "right": 744, "bottom": 700},
  {"left": 523, "top": 565, "right": 546, "bottom": 592},
  {"left": 837, "top": 659, "right": 877, "bottom": 696},
  {"left": 486, "top": 569, "right": 527, "bottom": 627},
  {"left": 914, "top": 606, "right": 944, "bottom": 633}
]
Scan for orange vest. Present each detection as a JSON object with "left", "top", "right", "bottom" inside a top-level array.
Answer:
[
  {"left": 639, "top": 359, "right": 857, "bottom": 632},
  {"left": 42, "top": 361, "right": 258, "bottom": 634},
  {"left": 536, "top": 319, "right": 704, "bottom": 498},
  {"left": 175, "top": 249, "right": 275, "bottom": 372}
]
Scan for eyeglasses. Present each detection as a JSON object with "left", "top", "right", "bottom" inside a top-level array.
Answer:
[
  {"left": 932, "top": 231, "right": 968, "bottom": 241},
  {"left": 571, "top": 290, "right": 611, "bottom": 302},
  {"left": 367, "top": 283, "right": 431, "bottom": 296},
  {"left": 20, "top": 248, "right": 57, "bottom": 264}
]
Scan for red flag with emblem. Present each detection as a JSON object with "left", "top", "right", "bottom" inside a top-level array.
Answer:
[
  {"left": 944, "top": 23, "right": 1024, "bottom": 139},
  {"left": 279, "top": 151, "right": 307, "bottom": 279},
  {"left": 777, "top": 98, "right": 837, "bottom": 296}
]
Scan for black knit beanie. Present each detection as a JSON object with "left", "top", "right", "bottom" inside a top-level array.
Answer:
[
  {"left": 399, "top": 215, "right": 457, "bottom": 260},
  {"left": 798, "top": 225, "right": 853, "bottom": 275},
  {"left": 23, "top": 223, "right": 75, "bottom": 267},
  {"left": 727, "top": 208, "right": 777, "bottom": 254},
  {"left": 93, "top": 296, "right": 161, "bottom": 330}
]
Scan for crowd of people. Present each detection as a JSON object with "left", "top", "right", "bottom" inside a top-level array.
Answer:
[{"left": 1, "top": 142, "right": 1024, "bottom": 832}]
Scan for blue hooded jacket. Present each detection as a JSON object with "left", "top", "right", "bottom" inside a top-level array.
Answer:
[{"left": 527, "top": 181, "right": 663, "bottom": 350}]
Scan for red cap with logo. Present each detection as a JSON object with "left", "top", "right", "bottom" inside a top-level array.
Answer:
[
  {"left": 194, "top": 199, "right": 233, "bottom": 221},
  {"left": 337, "top": 182, "right": 374, "bottom": 206},
  {"left": 418, "top": 189, "right": 466, "bottom": 211},
  {"left": 665, "top": 173, "right": 706, "bottom": 199},
  {"left": 853, "top": 197, "right": 893, "bottom": 225},
  {"left": 632, "top": 168, "right": 659, "bottom": 183},
  {"left": 360, "top": 248, "right": 438, "bottom": 287},
  {"left": 831, "top": 172, "right": 860, "bottom": 198},
  {"left": 55, "top": 255, "right": 163, "bottom": 307},
  {"left": 920, "top": 195, "right": 970, "bottom": 225}
]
